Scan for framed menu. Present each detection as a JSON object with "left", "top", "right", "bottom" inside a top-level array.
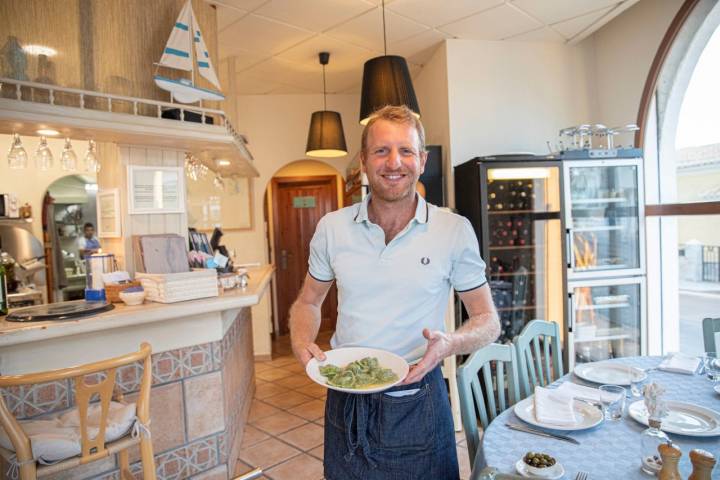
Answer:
[
  {"left": 96, "top": 188, "right": 121, "bottom": 238},
  {"left": 128, "top": 165, "right": 185, "bottom": 214}
]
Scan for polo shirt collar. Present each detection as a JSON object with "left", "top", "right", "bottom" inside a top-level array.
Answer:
[{"left": 354, "top": 193, "right": 429, "bottom": 224}]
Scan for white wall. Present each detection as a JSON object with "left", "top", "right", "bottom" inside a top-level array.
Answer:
[{"left": 228, "top": 93, "right": 363, "bottom": 357}]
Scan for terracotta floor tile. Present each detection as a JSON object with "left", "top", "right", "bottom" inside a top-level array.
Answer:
[
  {"left": 257, "top": 368, "right": 294, "bottom": 382},
  {"left": 275, "top": 375, "right": 314, "bottom": 389},
  {"left": 248, "top": 400, "right": 283, "bottom": 422},
  {"left": 287, "top": 399, "right": 325, "bottom": 421},
  {"left": 255, "top": 363, "right": 275, "bottom": 373},
  {"left": 293, "top": 383, "right": 327, "bottom": 398},
  {"left": 268, "top": 356, "right": 297, "bottom": 367},
  {"left": 265, "top": 453, "right": 324, "bottom": 480},
  {"left": 277, "top": 423, "right": 324, "bottom": 451},
  {"left": 252, "top": 411, "right": 308, "bottom": 436},
  {"left": 283, "top": 363, "right": 306, "bottom": 373},
  {"left": 238, "top": 437, "right": 301, "bottom": 470},
  {"left": 240, "top": 425, "right": 270, "bottom": 449},
  {"left": 313, "top": 416, "right": 325, "bottom": 426},
  {"left": 255, "top": 382, "right": 290, "bottom": 400},
  {"left": 308, "top": 445, "right": 324, "bottom": 461},
  {"left": 263, "top": 390, "right": 314, "bottom": 410}
]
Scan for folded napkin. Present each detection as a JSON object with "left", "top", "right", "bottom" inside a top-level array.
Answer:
[
  {"left": 659, "top": 353, "right": 700, "bottom": 375},
  {"left": 534, "top": 386, "right": 578, "bottom": 426}
]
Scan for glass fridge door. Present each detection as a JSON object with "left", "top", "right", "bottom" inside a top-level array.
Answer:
[
  {"left": 565, "top": 159, "right": 644, "bottom": 279},
  {"left": 568, "top": 277, "right": 645, "bottom": 366},
  {"left": 483, "top": 165, "right": 565, "bottom": 343}
]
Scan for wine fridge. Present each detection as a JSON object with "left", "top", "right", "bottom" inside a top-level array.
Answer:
[{"left": 455, "top": 154, "right": 646, "bottom": 368}]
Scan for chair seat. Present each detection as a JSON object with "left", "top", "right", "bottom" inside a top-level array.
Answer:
[{"left": 0, "top": 401, "right": 136, "bottom": 465}]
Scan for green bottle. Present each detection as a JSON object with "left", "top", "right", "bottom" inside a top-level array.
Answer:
[{"left": 0, "top": 261, "right": 7, "bottom": 316}]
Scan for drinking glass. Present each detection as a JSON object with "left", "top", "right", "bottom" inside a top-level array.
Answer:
[
  {"left": 704, "top": 353, "right": 720, "bottom": 382},
  {"left": 599, "top": 385, "right": 626, "bottom": 420},
  {"left": 627, "top": 364, "right": 644, "bottom": 397}
]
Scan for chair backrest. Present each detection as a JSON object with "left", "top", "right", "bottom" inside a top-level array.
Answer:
[
  {"left": 703, "top": 317, "right": 720, "bottom": 353},
  {"left": 457, "top": 343, "right": 520, "bottom": 464},
  {"left": 515, "top": 320, "right": 563, "bottom": 399},
  {"left": 0, "top": 343, "right": 152, "bottom": 470}
]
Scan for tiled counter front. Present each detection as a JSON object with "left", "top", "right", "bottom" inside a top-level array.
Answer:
[{"left": 1, "top": 308, "right": 255, "bottom": 480}]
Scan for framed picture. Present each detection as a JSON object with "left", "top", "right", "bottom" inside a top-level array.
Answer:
[
  {"left": 128, "top": 165, "right": 185, "bottom": 214},
  {"left": 96, "top": 189, "right": 121, "bottom": 238}
]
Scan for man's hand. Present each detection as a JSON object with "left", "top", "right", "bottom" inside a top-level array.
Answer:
[
  {"left": 292, "top": 342, "right": 327, "bottom": 367},
  {"left": 401, "top": 328, "right": 454, "bottom": 384}
]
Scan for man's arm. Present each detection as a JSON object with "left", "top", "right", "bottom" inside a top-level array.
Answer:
[
  {"left": 290, "top": 273, "right": 334, "bottom": 366},
  {"left": 403, "top": 284, "right": 500, "bottom": 384}
]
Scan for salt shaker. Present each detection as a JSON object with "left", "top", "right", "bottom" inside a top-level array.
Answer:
[
  {"left": 658, "top": 443, "right": 682, "bottom": 480},
  {"left": 688, "top": 449, "right": 716, "bottom": 480}
]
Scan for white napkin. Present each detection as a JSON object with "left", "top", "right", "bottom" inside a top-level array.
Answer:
[
  {"left": 659, "top": 353, "right": 700, "bottom": 375},
  {"left": 533, "top": 386, "right": 578, "bottom": 426}
]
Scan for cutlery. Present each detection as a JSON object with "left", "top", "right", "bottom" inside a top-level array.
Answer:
[
  {"left": 575, "top": 472, "right": 589, "bottom": 480},
  {"left": 505, "top": 423, "right": 580, "bottom": 445}
]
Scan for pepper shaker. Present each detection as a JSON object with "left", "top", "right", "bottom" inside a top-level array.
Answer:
[
  {"left": 688, "top": 448, "right": 716, "bottom": 480},
  {"left": 658, "top": 443, "right": 682, "bottom": 480}
]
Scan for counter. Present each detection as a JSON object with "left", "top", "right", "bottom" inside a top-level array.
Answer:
[{"left": 0, "top": 265, "right": 274, "bottom": 480}]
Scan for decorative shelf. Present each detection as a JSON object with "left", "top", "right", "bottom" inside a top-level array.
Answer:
[
  {"left": 576, "top": 303, "right": 630, "bottom": 311},
  {"left": 573, "top": 225, "right": 625, "bottom": 232},
  {"left": 571, "top": 197, "right": 627, "bottom": 205},
  {"left": 0, "top": 77, "right": 258, "bottom": 177}
]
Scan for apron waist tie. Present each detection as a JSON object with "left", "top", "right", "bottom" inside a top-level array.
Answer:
[{"left": 342, "top": 393, "right": 377, "bottom": 469}]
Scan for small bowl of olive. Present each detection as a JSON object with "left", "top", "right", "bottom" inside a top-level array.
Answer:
[{"left": 516, "top": 452, "right": 564, "bottom": 478}]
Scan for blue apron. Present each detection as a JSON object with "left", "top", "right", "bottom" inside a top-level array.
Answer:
[{"left": 324, "top": 366, "right": 459, "bottom": 480}]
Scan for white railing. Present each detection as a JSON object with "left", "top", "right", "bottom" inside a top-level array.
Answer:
[{"left": 0, "top": 76, "right": 252, "bottom": 160}]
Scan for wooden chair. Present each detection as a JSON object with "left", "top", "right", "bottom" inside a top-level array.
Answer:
[
  {"left": 515, "top": 320, "right": 563, "bottom": 399},
  {"left": 0, "top": 343, "right": 156, "bottom": 480},
  {"left": 702, "top": 317, "right": 720, "bottom": 354},
  {"left": 457, "top": 343, "right": 520, "bottom": 465}
]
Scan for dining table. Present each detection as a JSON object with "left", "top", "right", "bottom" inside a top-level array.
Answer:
[{"left": 472, "top": 356, "right": 720, "bottom": 479}]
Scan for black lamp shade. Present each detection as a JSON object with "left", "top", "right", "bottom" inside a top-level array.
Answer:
[
  {"left": 359, "top": 55, "right": 420, "bottom": 125},
  {"left": 305, "top": 110, "right": 347, "bottom": 157}
]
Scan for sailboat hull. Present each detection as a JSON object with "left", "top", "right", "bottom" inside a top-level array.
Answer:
[{"left": 154, "top": 75, "right": 225, "bottom": 104}]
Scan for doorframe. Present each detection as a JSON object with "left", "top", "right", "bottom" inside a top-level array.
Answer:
[{"left": 269, "top": 174, "right": 339, "bottom": 338}]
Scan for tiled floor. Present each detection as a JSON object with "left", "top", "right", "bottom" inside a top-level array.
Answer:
[{"left": 235, "top": 332, "right": 474, "bottom": 480}]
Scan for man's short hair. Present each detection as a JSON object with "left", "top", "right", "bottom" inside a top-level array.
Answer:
[
  {"left": 84, "top": 222, "right": 94, "bottom": 230},
  {"left": 361, "top": 105, "right": 425, "bottom": 157}
]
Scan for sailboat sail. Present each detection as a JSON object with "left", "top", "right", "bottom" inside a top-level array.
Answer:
[
  {"left": 158, "top": 1, "right": 193, "bottom": 72},
  {"left": 192, "top": 13, "right": 221, "bottom": 90},
  {"left": 154, "top": 0, "right": 224, "bottom": 104}
]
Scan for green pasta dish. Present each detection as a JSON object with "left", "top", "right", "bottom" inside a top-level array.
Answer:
[{"left": 319, "top": 357, "right": 399, "bottom": 389}]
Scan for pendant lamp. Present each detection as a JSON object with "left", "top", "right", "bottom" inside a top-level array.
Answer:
[
  {"left": 306, "top": 52, "right": 347, "bottom": 158},
  {"left": 359, "top": 0, "right": 420, "bottom": 125}
]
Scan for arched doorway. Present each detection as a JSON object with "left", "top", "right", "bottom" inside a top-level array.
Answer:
[
  {"left": 265, "top": 160, "right": 345, "bottom": 343},
  {"left": 638, "top": 0, "right": 720, "bottom": 354}
]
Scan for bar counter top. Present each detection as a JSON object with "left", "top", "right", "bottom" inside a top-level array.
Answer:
[{"left": 0, "top": 264, "right": 274, "bottom": 348}]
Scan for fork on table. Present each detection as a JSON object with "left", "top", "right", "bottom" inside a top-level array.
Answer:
[{"left": 574, "top": 472, "right": 589, "bottom": 480}]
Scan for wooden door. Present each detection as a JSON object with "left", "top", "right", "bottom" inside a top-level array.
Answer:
[{"left": 272, "top": 175, "right": 338, "bottom": 336}]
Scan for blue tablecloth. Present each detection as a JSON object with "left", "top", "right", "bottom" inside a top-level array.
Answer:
[{"left": 477, "top": 357, "right": 720, "bottom": 479}]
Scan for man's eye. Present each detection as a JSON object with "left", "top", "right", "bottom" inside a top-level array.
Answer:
[
  {"left": 400, "top": 148, "right": 416, "bottom": 156},
  {"left": 374, "top": 148, "right": 388, "bottom": 155}
]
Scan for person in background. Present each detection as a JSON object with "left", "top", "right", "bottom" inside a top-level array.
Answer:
[
  {"left": 290, "top": 105, "right": 500, "bottom": 480},
  {"left": 77, "top": 222, "right": 101, "bottom": 259}
]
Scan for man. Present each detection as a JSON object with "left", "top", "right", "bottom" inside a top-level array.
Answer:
[
  {"left": 290, "top": 105, "right": 500, "bottom": 480},
  {"left": 77, "top": 222, "right": 101, "bottom": 259}
]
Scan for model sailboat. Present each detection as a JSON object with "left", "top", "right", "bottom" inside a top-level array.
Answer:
[{"left": 154, "top": 0, "right": 225, "bottom": 104}]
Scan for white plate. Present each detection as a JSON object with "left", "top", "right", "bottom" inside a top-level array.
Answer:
[
  {"left": 574, "top": 361, "right": 647, "bottom": 386},
  {"left": 305, "top": 347, "right": 409, "bottom": 394},
  {"left": 628, "top": 400, "right": 720, "bottom": 437},
  {"left": 515, "top": 459, "right": 565, "bottom": 479},
  {"left": 513, "top": 395, "right": 603, "bottom": 431}
]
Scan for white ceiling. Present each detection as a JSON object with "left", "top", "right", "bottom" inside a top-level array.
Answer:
[{"left": 210, "top": 0, "right": 640, "bottom": 95}]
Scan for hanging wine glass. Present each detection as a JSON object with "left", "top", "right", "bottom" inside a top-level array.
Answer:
[
  {"left": 34, "top": 136, "right": 54, "bottom": 170},
  {"left": 84, "top": 140, "right": 100, "bottom": 173},
  {"left": 7, "top": 133, "right": 28, "bottom": 169},
  {"left": 60, "top": 138, "right": 77, "bottom": 171},
  {"left": 213, "top": 174, "right": 225, "bottom": 190}
]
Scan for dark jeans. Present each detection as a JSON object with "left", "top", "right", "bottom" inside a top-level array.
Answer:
[{"left": 323, "top": 366, "right": 459, "bottom": 480}]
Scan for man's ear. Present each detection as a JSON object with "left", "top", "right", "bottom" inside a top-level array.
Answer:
[{"left": 419, "top": 150, "right": 428, "bottom": 175}]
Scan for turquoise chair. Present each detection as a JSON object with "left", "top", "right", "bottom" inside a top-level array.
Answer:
[
  {"left": 457, "top": 343, "right": 520, "bottom": 465},
  {"left": 515, "top": 320, "right": 564, "bottom": 399},
  {"left": 703, "top": 318, "right": 720, "bottom": 354}
]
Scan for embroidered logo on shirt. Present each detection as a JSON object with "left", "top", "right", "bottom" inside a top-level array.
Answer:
[{"left": 421, "top": 257, "right": 430, "bottom": 265}]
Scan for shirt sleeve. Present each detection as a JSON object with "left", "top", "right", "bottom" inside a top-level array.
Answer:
[
  {"left": 450, "top": 217, "right": 487, "bottom": 292},
  {"left": 307, "top": 216, "right": 334, "bottom": 282}
]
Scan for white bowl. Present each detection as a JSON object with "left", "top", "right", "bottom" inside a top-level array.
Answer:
[
  {"left": 119, "top": 290, "right": 146, "bottom": 306},
  {"left": 305, "top": 347, "right": 409, "bottom": 394},
  {"left": 515, "top": 458, "right": 564, "bottom": 479}
]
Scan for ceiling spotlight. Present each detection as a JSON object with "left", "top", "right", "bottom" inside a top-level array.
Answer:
[
  {"left": 22, "top": 45, "right": 58, "bottom": 57},
  {"left": 36, "top": 129, "right": 60, "bottom": 136},
  {"left": 216, "top": 159, "right": 231, "bottom": 167}
]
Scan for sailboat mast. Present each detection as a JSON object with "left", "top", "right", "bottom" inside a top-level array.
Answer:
[{"left": 189, "top": 3, "right": 196, "bottom": 89}]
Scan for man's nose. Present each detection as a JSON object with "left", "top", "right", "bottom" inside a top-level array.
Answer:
[{"left": 385, "top": 148, "right": 402, "bottom": 169}]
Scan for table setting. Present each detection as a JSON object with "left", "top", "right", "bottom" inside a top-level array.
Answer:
[{"left": 476, "top": 355, "right": 720, "bottom": 479}]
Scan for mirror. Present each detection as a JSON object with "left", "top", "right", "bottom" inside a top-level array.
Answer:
[{"left": 187, "top": 175, "right": 253, "bottom": 231}]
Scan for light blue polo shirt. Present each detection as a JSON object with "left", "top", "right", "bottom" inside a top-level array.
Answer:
[{"left": 308, "top": 194, "right": 487, "bottom": 362}]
